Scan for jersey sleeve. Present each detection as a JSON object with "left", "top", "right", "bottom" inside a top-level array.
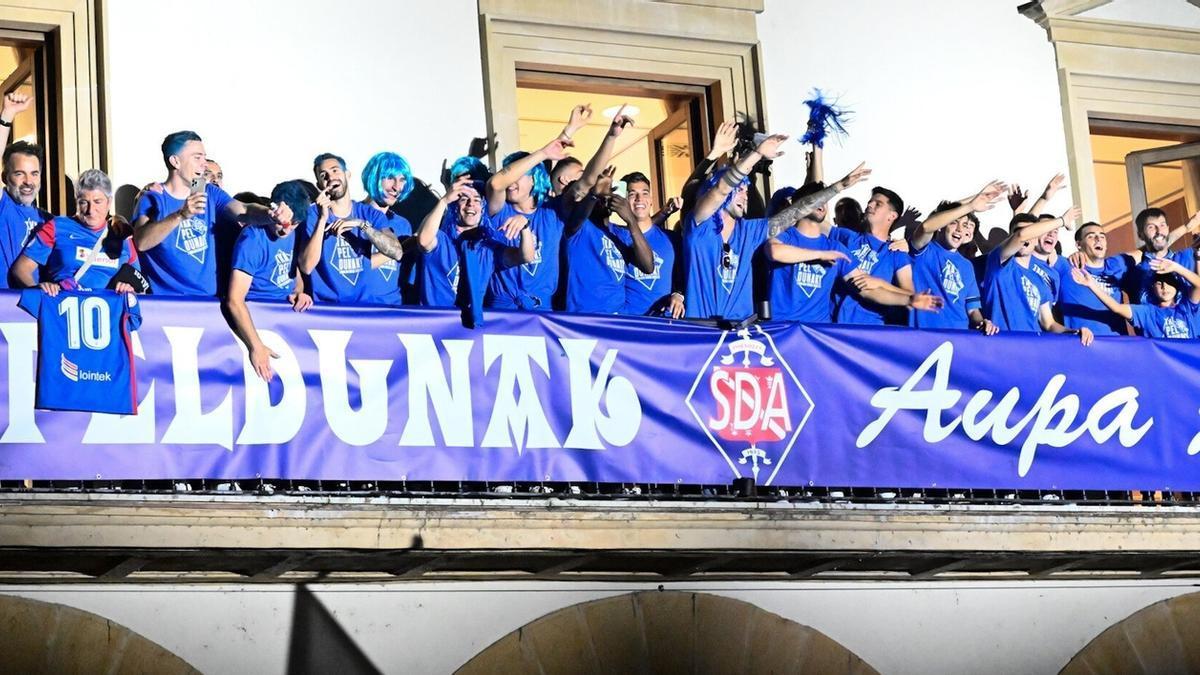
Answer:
[
  {"left": 1128, "top": 304, "right": 1153, "bottom": 330},
  {"left": 16, "top": 287, "right": 42, "bottom": 318},
  {"left": 20, "top": 219, "right": 56, "bottom": 265},
  {"left": 231, "top": 228, "right": 266, "bottom": 277},
  {"left": 124, "top": 293, "right": 143, "bottom": 332},
  {"left": 132, "top": 191, "right": 161, "bottom": 223}
]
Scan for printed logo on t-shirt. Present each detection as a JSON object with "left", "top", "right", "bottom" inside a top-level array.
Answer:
[
  {"left": 794, "top": 262, "right": 827, "bottom": 298},
  {"left": 271, "top": 250, "right": 292, "bottom": 288},
  {"left": 632, "top": 251, "right": 663, "bottom": 289},
  {"left": 378, "top": 258, "right": 397, "bottom": 282},
  {"left": 1021, "top": 275, "right": 1041, "bottom": 314},
  {"left": 447, "top": 261, "right": 461, "bottom": 291},
  {"left": 941, "top": 259, "right": 964, "bottom": 301},
  {"left": 601, "top": 237, "right": 626, "bottom": 281},
  {"left": 22, "top": 216, "right": 38, "bottom": 247},
  {"left": 74, "top": 246, "right": 119, "bottom": 269},
  {"left": 175, "top": 217, "right": 209, "bottom": 263},
  {"left": 1031, "top": 264, "right": 1055, "bottom": 295},
  {"left": 852, "top": 243, "right": 878, "bottom": 273},
  {"left": 719, "top": 250, "right": 740, "bottom": 291},
  {"left": 329, "top": 236, "right": 362, "bottom": 285},
  {"left": 1165, "top": 316, "right": 1190, "bottom": 339},
  {"left": 523, "top": 241, "right": 543, "bottom": 277}
]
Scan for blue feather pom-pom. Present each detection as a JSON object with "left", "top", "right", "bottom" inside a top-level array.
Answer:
[{"left": 799, "top": 89, "right": 851, "bottom": 148}]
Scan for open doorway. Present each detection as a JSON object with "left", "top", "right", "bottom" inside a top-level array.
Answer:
[
  {"left": 516, "top": 70, "right": 710, "bottom": 229},
  {"left": 1089, "top": 119, "right": 1200, "bottom": 252}
]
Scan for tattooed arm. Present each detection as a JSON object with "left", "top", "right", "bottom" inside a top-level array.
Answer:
[{"left": 765, "top": 162, "right": 872, "bottom": 238}]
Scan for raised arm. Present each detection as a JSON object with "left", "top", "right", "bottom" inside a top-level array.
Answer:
[
  {"left": 998, "top": 205, "right": 1081, "bottom": 262},
  {"left": 486, "top": 137, "right": 571, "bottom": 216},
  {"left": 692, "top": 133, "right": 789, "bottom": 224},
  {"left": 1070, "top": 268, "right": 1132, "bottom": 320},
  {"left": 497, "top": 214, "right": 535, "bottom": 268},
  {"left": 1149, "top": 256, "right": 1200, "bottom": 304},
  {"left": 766, "top": 161, "right": 871, "bottom": 238},
  {"left": 1165, "top": 210, "right": 1200, "bottom": 249},
  {"left": 1007, "top": 183, "right": 1031, "bottom": 215},
  {"left": 298, "top": 191, "right": 331, "bottom": 274},
  {"left": 0, "top": 92, "right": 31, "bottom": 151},
  {"left": 910, "top": 180, "right": 1006, "bottom": 250},
  {"left": 568, "top": 106, "right": 635, "bottom": 203},
  {"left": 1029, "top": 173, "right": 1065, "bottom": 217},
  {"left": 417, "top": 179, "right": 468, "bottom": 253},
  {"left": 805, "top": 145, "right": 823, "bottom": 184},
  {"left": 609, "top": 194, "right": 654, "bottom": 275},
  {"left": 765, "top": 242, "right": 849, "bottom": 265}
]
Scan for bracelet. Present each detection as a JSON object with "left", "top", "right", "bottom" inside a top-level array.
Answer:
[{"left": 0, "top": 117, "right": 11, "bottom": 128}]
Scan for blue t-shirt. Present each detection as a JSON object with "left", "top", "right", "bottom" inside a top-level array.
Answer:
[
  {"left": 378, "top": 208, "right": 418, "bottom": 304},
  {"left": 21, "top": 216, "right": 140, "bottom": 291},
  {"left": 18, "top": 289, "right": 142, "bottom": 414},
  {"left": 1057, "top": 256, "right": 1129, "bottom": 336},
  {"left": 768, "top": 229, "right": 854, "bottom": 323},
  {"left": 830, "top": 228, "right": 911, "bottom": 325},
  {"left": 487, "top": 201, "right": 565, "bottom": 311},
  {"left": 565, "top": 220, "right": 629, "bottom": 314},
  {"left": 982, "top": 249, "right": 1049, "bottom": 333},
  {"left": 1029, "top": 256, "right": 1065, "bottom": 303},
  {"left": 1130, "top": 302, "right": 1200, "bottom": 339},
  {"left": 1123, "top": 250, "right": 1194, "bottom": 304},
  {"left": 615, "top": 225, "right": 677, "bottom": 316},
  {"left": 421, "top": 225, "right": 506, "bottom": 315},
  {"left": 132, "top": 183, "right": 234, "bottom": 296},
  {"left": 231, "top": 225, "right": 297, "bottom": 302},
  {"left": 909, "top": 240, "right": 981, "bottom": 330},
  {"left": 0, "top": 190, "right": 50, "bottom": 289},
  {"left": 304, "top": 202, "right": 399, "bottom": 306},
  {"left": 684, "top": 215, "right": 769, "bottom": 321}
]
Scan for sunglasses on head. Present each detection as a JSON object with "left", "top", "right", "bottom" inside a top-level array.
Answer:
[{"left": 721, "top": 243, "right": 733, "bottom": 270}]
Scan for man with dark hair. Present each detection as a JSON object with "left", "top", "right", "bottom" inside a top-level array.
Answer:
[
  {"left": 615, "top": 171, "right": 685, "bottom": 317},
  {"left": 0, "top": 92, "right": 50, "bottom": 288},
  {"left": 1071, "top": 257, "right": 1200, "bottom": 339},
  {"left": 829, "top": 186, "right": 914, "bottom": 325},
  {"left": 298, "top": 152, "right": 400, "bottom": 306},
  {"left": 767, "top": 180, "right": 943, "bottom": 323},
  {"left": 1120, "top": 207, "right": 1200, "bottom": 303},
  {"left": 224, "top": 180, "right": 313, "bottom": 382},
  {"left": 1055, "top": 222, "right": 1131, "bottom": 336},
  {"left": 132, "top": 130, "right": 289, "bottom": 296},
  {"left": 550, "top": 157, "right": 583, "bottom": 196},
  {"left": 982, "top": 207, "right": 1093, "bottom": 343},
  {"left": 204, "top": 159, "right": 224, "bottom": 189},
  {"left": 907, "top": 181, "right": 1005, "bottom": 332}
]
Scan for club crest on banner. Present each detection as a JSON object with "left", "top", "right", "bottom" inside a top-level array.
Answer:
[{"left": 685, "top": 326, "right": 814, "bottom": 484}]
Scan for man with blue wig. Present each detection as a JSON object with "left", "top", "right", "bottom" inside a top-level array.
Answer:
[
  {"left": 224, "top": 180, "right": 313, "bottom": 382},
  {"left": 354, "top": 151, "right": 417, "bottom": 302},
  {"left": 132, "top": 130, "right": 291, "bottom": 296},
  {"left": 298, "top": 152, "right": 401, "bottom": 306},
  {"left": 685, "top": 129, "right": 875, "bottom": 321}
]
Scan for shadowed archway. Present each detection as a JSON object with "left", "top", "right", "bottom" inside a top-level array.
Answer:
[
  {"left": 0, "top": 594, "right": 198, "bottom": 674},
  {"left": 1061, "top": 591, "right": 1200, "bottom": 674},
  {"left": 456, "top": 590, "right": 877, "bottom": 674}
]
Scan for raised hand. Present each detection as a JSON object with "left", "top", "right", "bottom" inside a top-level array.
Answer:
[
  {"left": 564, "top": 104, "right": 593, "bottom": 137},
  {"left": 315, "top": 189, "right": 333, "bottom": 213},
  {"left": 1068, "top": 250, "right": 1087, "bottom": 269},
  {"left": 909, "top": 290, "right": 944, "bottom": 312},
  {"left": 662, "top": 196, "right": 682, "bottom": 217},
  {"left": 755, "top": 133, "right": 790, "bottom": 160},
  {"left": 607, "top": 104, "right": 634, "bottom": 138},
  {"left": 1008, "top": 183, "right": 1028, "bottom": 211},
  {"left": 1186, "top": 211, "right": 1200, "bottom": 234},
  {"left": 1, "top": 91, "right": 31, "bottom": 122},
  {"left": 608, "top": 194, "right": 637, "bottom": 225},
  {"left": 178, "top": 191, "right": 207, "bottom": 218},
  {"left": 541, "top": 138, "right": 573, "bottom": 161},
  {"left": 593, "top": 165, "right": 616, "bottom": 197},
  {"left": 1061, "top": 204, "right": 1082, "bottom": 230},
  {"left": 268, "top": 200, "right": 293, "bottom": 226},
  {"left": 836, "top": 162, "right": 872, "bottom": 191},
  {"left": 1149, "top": 257, "right": 1182, "bottom": 275},
  {"left": 708, "top": 120, "right": 739, "bottom": 160},
  {"left": 1070, "top": 267, "right": 1094, "bottom": 287},
  {"left": 442, "top": 175, "right": 472, "bottom": 205},
  {"left": 971, "top": 180, "right": 1008, "bottom": 212},
  {"left": 888, "top": 238, "right": 910, "bottom": 253},
  {"left": 1042, "top": 173, "right": 1066, "bottom": 200},
  {"left": 498, "top": 214, "right": 528, "bottom": 240}
]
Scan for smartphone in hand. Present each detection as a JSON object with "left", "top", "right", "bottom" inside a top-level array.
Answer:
[{"left": 189, "top": 176, "right": 207, "bottom": 195}]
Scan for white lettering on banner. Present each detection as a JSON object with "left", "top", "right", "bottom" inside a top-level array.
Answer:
[
  {"left": 481, "top": 335, "right": 560, "bottom": 452},
  {"left": 397, "top": 334, "right": 474, "bottom": 447},
  {"left": 560, "top": 338, "right": 641, "bottom": 449},
  {"left": 82, "top": 332, "right": 156, "bottom": 443},
  {"left": 0, "top": 322, "right": 43, "bottom": 443},
  {"left": 856, "top": 341, "right": 1153, "bottom": 477},
  {"left": 237, "top": 330, "right": 305, "bottom": 445},
  {"left": 160, "top": 326, "right": 234, "bottom": 450},
  {"left": 308, "top": 329, "right": 390, "bottom": 446}
]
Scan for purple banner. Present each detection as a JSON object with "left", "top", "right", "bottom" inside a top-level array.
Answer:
[{"left": 0, "top": 290, "right": 1194, "bottom": 489}]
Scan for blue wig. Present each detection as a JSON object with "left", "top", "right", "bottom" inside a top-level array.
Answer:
[
  {"left": 161, "top": 130, "right": 202, "bottom": 170},
  {"left": 799, "top": 89, "right": 852, "bottom": 149},
  {"left": 502, "top": 151, "right": 550, "bottom": 207},
  {"left": 449, "top": 155, "right": 491, "bottom": 183},
  {"left": 361, "top": 151, "right": 414, "bottom": 204},
  {"left": 312, "top": 152, "right": 347, "bottom": 176},
  {"left": 270, "top": 180, "right": 311, "bottom": 231},
  {"left": 767, "top": 186, "right": 797, "bottom": 218}
]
